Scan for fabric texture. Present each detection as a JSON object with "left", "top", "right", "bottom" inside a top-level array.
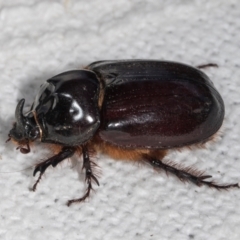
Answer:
[{"left": 0, "top": 1, "right": 240, "bottom": 239}]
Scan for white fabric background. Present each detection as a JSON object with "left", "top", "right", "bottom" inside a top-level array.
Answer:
[{"left": 0, "top": 1, "right": 240, "bottom": 239}]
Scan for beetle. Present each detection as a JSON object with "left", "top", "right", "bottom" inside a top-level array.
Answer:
[{"left": 7, "top": 60, "right": 239, "bottom": 206}]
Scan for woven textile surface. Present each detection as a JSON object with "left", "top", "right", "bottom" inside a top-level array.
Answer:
[{"left": 0, "top": 1, "right": 240, "bottom": 240}]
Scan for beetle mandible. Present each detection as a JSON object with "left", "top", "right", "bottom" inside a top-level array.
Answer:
[{"left": 7, "top": 60, "right": 239, "bottom": 206}]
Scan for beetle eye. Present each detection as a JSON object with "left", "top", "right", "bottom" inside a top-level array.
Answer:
[{"left": 29, "top": 128, "right": 40, "bottom": 140}]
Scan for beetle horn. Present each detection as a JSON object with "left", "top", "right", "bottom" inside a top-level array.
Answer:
[{"left": 15, "top": 99, "right": 27, "bottom": 128}]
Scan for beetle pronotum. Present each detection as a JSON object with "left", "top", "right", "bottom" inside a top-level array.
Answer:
[{"left": 7, "top": 60, "right": 239, "bottom": 206}]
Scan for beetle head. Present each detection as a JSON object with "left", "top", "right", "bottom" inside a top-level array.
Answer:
[{"left": 8, "top": 99, "right": 40, "bottom": 154}]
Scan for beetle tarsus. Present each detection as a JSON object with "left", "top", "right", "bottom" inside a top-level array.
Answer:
[
  {"left": 32, "top": 147, "right": 75, "bottom": 191},
  {"left": 199, "top": 180, "right": 239, "bottom": 189},
  {"left": 67, "top": 181, "right": 93, "bottom": 207},
  {"left": 67, "top": 145, "right": 99, "bottom": 206},
  {"left": 196, "top": 63, "right": 218, "bottom": 69},
  {"left": 32, "top": 172, "right": 43, "bottom": 191},
  {"left": 144, "top": 156, "right": 239, "bottom": 190}
]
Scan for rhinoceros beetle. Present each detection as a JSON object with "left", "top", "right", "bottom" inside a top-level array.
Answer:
[{"left": 8, "top": 60, "right": 239, "bottom": 206}]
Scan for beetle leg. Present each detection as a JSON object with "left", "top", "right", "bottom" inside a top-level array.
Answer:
[
  {"left": 67, "top": 145, "right": 99, "bottom": 206},
  {"left": 196, "top": 63, "right": 218, "bottom": 69},
  {"left": 144, "top": 156, "right": 239, "bottom": 190},
  {"left": 32, "top": 147, "right": 76, "bottom": 191}
]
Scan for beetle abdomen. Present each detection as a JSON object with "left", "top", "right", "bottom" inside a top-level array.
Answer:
[{"left": 89, "top": 60, "right": 224, "bottom": 149}]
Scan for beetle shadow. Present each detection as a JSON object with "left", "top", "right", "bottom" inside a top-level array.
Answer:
[{"left": 9, "top": 62, "right": 86, "bottom": 108}]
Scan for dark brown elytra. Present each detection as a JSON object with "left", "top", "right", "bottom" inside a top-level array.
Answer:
[{"left": 7, "top": 60, "right": 239, "bottom": 206}]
